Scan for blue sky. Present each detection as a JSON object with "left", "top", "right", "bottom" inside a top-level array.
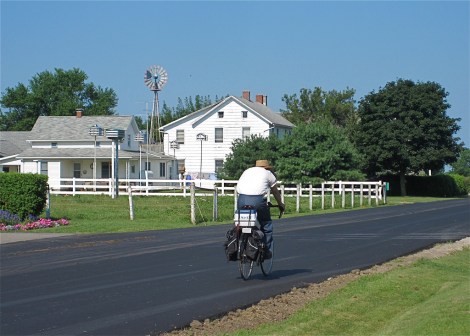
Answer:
[{"left": 1, "top": 0, "right": 469, "bottom": 146}]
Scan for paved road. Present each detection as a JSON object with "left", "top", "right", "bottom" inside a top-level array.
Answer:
[{"left": 1, "top": 199, "right": 469, "bottom": 336}]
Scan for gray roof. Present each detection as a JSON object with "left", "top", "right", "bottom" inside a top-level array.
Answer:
[
  {"left": 236, "top": 96, "right": 294, "bottom": 128},
  {"left": 16, "top": 147, "right": 173, "bottom": 160},
  {"left": 30, "top": 116, "right": 136, "bottom": 141},
  {"left": 0, "top": 131, "right": 32, "bottom": 157},
  {"left": 161, "top": 95, "right": 294, "bottom": 130}
]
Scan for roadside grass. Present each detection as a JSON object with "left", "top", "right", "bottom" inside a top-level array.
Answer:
[
  {"left": 8, "top": 194, "right": 458, "bottom": 234},
  {"left": 232, "top": 247, "right": 470, "bottom": 336}
]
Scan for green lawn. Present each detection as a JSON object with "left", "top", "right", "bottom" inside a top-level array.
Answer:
[{"left": 21, "top": 194, "right": 455, "bottom": 233}]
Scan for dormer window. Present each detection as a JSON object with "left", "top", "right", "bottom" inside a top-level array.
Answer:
[
  {"left": 218, "top": 111, "right": 224, "bottom": 118},
  {"left": 51, "top": 142, "right": 58, "bottom": 148},
  {"left": 242, "top": 111, "right": 248, "bottom": 118}
]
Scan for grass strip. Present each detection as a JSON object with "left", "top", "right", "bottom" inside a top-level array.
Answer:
[{"left": 233, "top": 248, "right": 470, "bottom": 336}]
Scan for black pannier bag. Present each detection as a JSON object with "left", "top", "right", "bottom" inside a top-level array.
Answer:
[
  {"left": 224, "top": 227, "right": 238, "bottom": 261},
  {"left": 244, "top": 233, "right": 263, "bottom": 260}
]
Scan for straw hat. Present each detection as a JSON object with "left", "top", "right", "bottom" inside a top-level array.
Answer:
[{"left": 255, "top": 159, "right": 273, "bottom": 170}]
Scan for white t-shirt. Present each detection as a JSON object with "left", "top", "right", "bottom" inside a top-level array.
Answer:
[{"left": 236, "top": 167, "right": 277, "bottom": 196}]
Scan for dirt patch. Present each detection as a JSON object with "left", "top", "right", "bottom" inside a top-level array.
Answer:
[{"left": 161, "top": 237, "right": 470, "bottom": 336}]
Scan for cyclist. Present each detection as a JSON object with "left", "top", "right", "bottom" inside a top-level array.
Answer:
[{"left": 236, "top": 160, "right": 285, "bottom": 259}]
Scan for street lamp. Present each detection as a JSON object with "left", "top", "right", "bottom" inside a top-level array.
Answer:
[
  {"left": 88, "top": 124, "right": 103, "bottom": 191},
  {"left": 134, "top": 132, "right": 145, "bottom": 183},
  {"left": 106, "top": 128, "right": 125, "bottom": 198},
  {"left": 196, "top": 133, "right": 207, "bottom": 187}
]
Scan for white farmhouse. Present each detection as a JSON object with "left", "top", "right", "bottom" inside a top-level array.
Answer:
[
  {"left": 0, "top": 109, "right": 177, "bottom": 190},
  {"left": 160, "top": 91, "right": 294, "bottom": 179}
]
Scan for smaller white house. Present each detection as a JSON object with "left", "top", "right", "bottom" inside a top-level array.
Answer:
[
  {"left": 160, "top": 91, "right": 294, "bottom": 179},
  {"left": 0, "top": 110, "right": 177, "bottom": 190}
]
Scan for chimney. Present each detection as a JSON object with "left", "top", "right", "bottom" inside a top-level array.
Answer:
[
  {"left": 242, "top": 90, "right": 251, "bottom": 101},
  {"left": 76, "top": 108, "right": 83, "bottom": 118},
  {"left": 255, "top": 94, "right": 268, "bottom": 106}
]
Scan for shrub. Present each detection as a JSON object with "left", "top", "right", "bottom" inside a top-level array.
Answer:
[
  {"left": 380, "top": 174, "right": 467, "bottom": 197},
  {"left": 0, "top": 173, "right": 49, "bottom": 220}
]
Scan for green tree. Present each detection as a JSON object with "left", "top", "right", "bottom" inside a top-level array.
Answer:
[
  {"left": 355, "top": 79, "right": 462, "bottom": 196},
  {"left": 281, "top": 87, "right": 358, "bottom": 135},
  {"left": 219, "top": 135, "right": 281, "bottom": 179},
  {"left": 450, "top": 147, "right": 470, "bottom": 176},
  {"left": 0, "top": 68, "right": 117, "bottom": 131},
  {"left": 276, "top": 121, "right": 364, "bottom": 183}
]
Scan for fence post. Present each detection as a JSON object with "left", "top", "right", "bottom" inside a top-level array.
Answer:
[
  {"left": 321, "top": 182, "right": 325, "bottom": 210},
  {"left": 351, "top": 183, "right": 355, "bottom": 208},
  {"left": 375, "top": 183, "right": 379, "bottom": 206},
  {"left": 234, "top": 188, "right": 238, "bottom": 215},
  {"left": 296, "top": 183, "right": 301, "bottom": 213},
  {"left": 341, "top": 182, "right": 346, "bottom": 208},
  {"left": 213, "top": 187, "right": 218, "bottom": 221},
  {"left": 280, "top": 184, "right": 285, "bottom": 203},
  {"left": 309, "top": 184, "right": 313, "bottom": 210},
  {"left": 331, "top": 182, "right": 335, "bottom": 209},
  {"left": 128, "top": 186, "right": 134, "bottom": 220},
  {"left": 360, "top": 184, "right": 364, "bottom": 207},
  {"left": 368, "top": 184, "right": 372, "bottom": 206},
  {"left": 190, "top": 182, "right": 196, "bottom": 224}
]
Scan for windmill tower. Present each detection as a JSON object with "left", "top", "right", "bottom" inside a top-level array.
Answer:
[{"left": 144, "top": 65, "right": 168, "bottom": 144}]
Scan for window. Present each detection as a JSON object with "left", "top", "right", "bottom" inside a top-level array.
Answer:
[
  {"left": 218, "top": 111, "right": 224, "bottom": 118},
  {"left": 159, "top": 162, "right": 166, "bottom": 177},
  {"left": 215, "top": 128, "right": 223, "bottom": 143},
  {"left": 131, "top": 165, "right": 135, "bottom": 174},
  {"left": 40, "top": 162, "right": 48, "bottom": 175},
  {"left": 176, "top": 129, "right": 184, "bottom": 144},
  {"left": 73, "top": 163, "right": 81, "bottom": 178},
  {"left": 145, "top": 161, "right": 151, "bottom": 171},
  {"left": 215, "top": 159, "right": 224, "bottom": 173},
  {"left": 242, "top": 127, "right": 250, "bottom": 139},
  {"left": 127, "top": 134, "right": 131, "bottom": 147},
  {"left": 242, "top": 111, "right": 248, "bottom": 118},
  {"left": 101, "top": 162, "right": 110, "bottom": 178},
  {"left": 51, "top": 142, "right": 58, "bottom": 148}
]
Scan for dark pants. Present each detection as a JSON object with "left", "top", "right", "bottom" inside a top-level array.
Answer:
[{"left": 237, "top": 194, "right": 273, "bottom": 251}]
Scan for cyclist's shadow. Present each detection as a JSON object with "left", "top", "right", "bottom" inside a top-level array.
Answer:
[{"left": 250, "top": 268, "right": 311, "bottom": 280}]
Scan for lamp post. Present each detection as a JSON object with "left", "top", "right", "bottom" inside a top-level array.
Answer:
[
  {"left": 88, "top": 124, "right": 103, "bottom": 191},
  {"left": 196, "top": 133, "right": 207, "bottom": 187},
  {"left": 106, "top": 128, "right": 125, "bottom": 198},
  {"left": 134, "top": 132, "right": 144, "bottom": 184},
  {"left": 170, "top": 140, "right": 179, "bottom": 157}
]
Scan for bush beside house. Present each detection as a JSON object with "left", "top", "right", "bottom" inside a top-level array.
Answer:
[{"left": 0, "top": 173, "right": 48, "bottom": 219}]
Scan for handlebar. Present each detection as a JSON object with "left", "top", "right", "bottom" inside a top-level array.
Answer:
[{"left": 268, "top": 202, "right": 284, "bottom": 219}]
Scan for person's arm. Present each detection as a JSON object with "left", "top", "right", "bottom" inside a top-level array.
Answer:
[{"left": 270, "top": 184, "right": 285, "bottom": 213}]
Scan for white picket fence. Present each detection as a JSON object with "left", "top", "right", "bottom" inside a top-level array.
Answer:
[{"left": 48, "top": 178, "right": 386, "bottom": 212}]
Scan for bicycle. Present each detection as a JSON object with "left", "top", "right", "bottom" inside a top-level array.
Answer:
[{"left": 233, "top": 202, "right": 283, "bottom": 280}]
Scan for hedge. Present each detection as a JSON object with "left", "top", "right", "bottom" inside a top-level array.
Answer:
[
  {"left": 0, "top": 173, "right": 49, "bottom": 220},
  {"left": 382, "top": 173, "right": 468, "bottom": 197}
]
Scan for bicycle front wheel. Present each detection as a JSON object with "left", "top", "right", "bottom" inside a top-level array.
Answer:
[{"left": 261, "top": 241, "right": 274, "bottom": 276}]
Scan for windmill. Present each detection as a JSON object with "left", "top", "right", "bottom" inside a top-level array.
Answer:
[{"left": 144, "top": 65, "right": 168, "bottom": 144}]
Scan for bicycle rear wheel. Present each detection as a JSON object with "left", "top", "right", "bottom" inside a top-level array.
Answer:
[
  {"left": 261, "top": 241, "right": 274, "bottom": 276},
  {"left": 239, "top": 255, "right": 254, "bottom": 280},
  {"left": 238, "top": 234, "right": 254, "bottom": 280}
]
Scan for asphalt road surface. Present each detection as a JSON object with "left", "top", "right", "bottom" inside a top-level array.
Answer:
[{"left": 1, "top": 199, "right": 469, "bottom": 336}]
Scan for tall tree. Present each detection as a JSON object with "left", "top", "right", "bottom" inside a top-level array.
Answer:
[
  {"left": 0, "top": 68, "right": 117, "bottom": 131},
  {"left": 218, "top": 135, "right": 281, "bottom": 180},
  {"left": 355, "top": 79, "right": 462, "bottom": 196},
  {"left": 281, "top": 87, "right": 358, "bottom": 135},
  {"left": 276, "top": 121, "right": 364, "bottom": 183}
]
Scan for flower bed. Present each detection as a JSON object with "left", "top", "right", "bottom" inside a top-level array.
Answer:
[{"left": 0, "top": 218, "right": 70, "bottom": 231}]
